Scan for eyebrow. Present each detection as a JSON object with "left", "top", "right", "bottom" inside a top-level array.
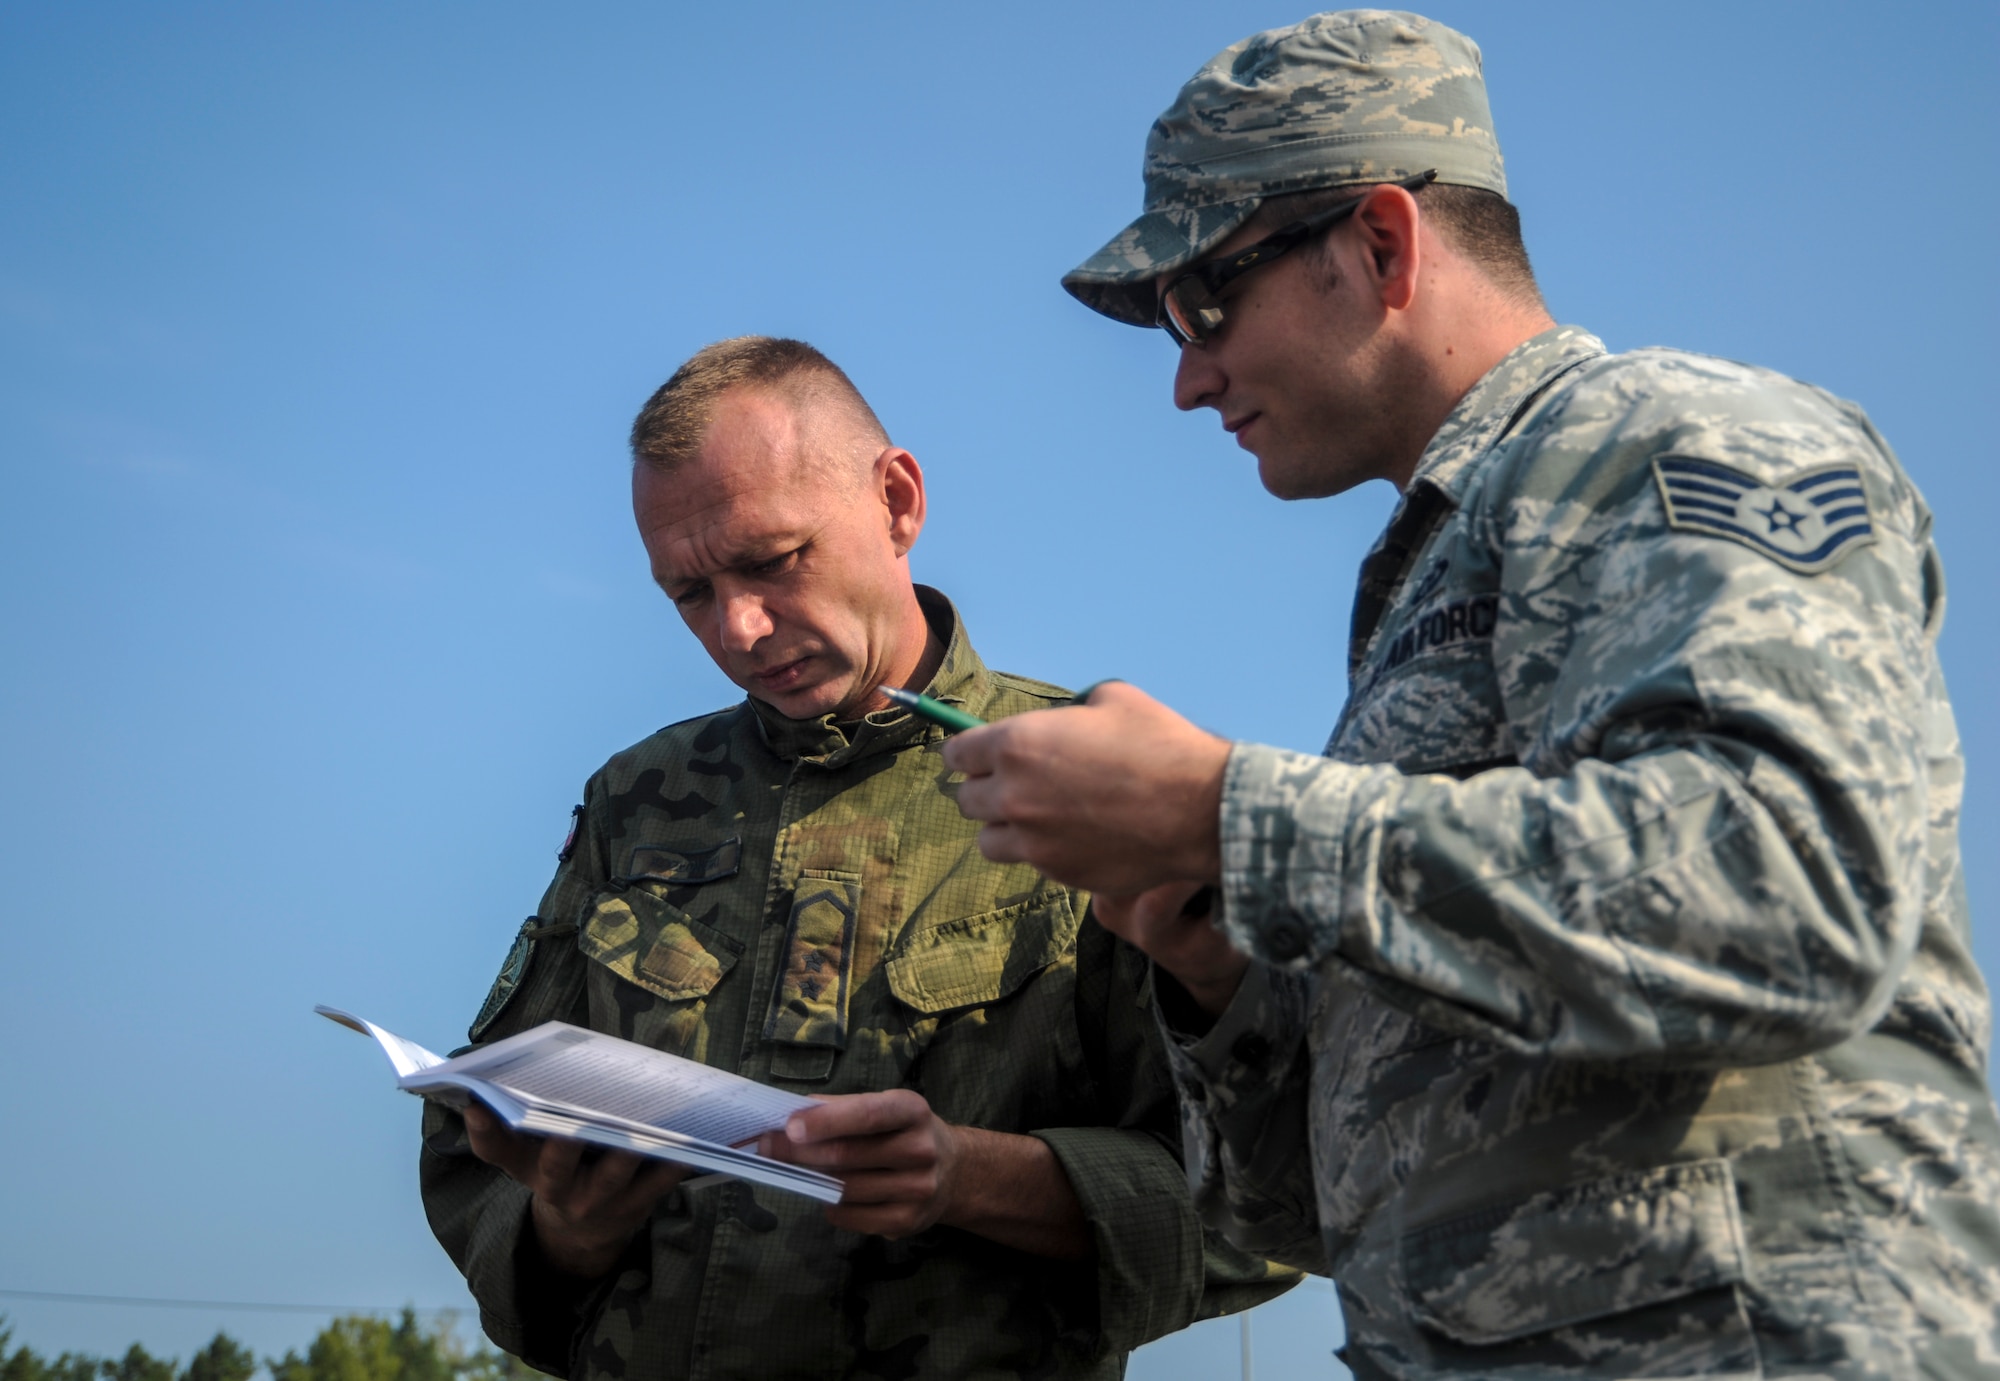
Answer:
[{"left": 658, "top": 530, "right": 807, "bottom": 589}]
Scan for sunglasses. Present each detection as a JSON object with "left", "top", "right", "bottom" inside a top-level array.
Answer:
[{"left": 1155, "top": 169, "right": 1438, "bottom": 347}]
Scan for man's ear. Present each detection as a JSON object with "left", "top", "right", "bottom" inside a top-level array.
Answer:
[
  {"left": 878, "top": 447, "right": 927, "bottom": 557},
  {"left": 1351, "top": 183, "right": 1423, "bottom": 313}
]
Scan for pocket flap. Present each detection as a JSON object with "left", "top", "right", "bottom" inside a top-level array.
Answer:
[
  {"left": 581, "top": 887, "right": 743, "bottom": 1002},
  {"left": 621, "top": 836, "right": 742, "bottom": 885},
  {"left": 1402, "top": 1159, "right": 1748, "bottom": 1345},
  {"left": 886, "top": 893, "right": 1077, "bottom": 1015}
]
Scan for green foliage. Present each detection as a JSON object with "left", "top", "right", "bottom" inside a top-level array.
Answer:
[
  {"left": 0, "top": 1311, "right": 542, "bottom": 1381},
  {"left": 180, "top": 1337, "right": 255, "bottom": 1381},
  {"left": 265, "top": 1317, "right": 399, "bottom": 1381},
  {"left": 1, "top": 1319, "right": 117, "bottom": 1381},
  {"left": 102, "top": 1347, "right": 174, "bottom": 1381}
]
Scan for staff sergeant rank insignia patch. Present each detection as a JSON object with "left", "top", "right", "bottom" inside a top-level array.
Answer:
[{"left": 1652, "top": 456, "right": 1876, "bottom": 575}]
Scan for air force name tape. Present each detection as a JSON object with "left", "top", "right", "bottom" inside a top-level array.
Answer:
[{"left": 1652, "top": 456, "right": 1876, "bottom": 575}]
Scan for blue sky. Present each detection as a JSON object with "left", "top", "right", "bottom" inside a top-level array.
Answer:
[{"left": 1, "top": 3, "right": 1994, "bottom": 1377}]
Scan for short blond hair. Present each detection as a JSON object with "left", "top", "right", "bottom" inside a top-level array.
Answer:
[{"left": 629, "top": 336, "right": 889, "bottom": 473}]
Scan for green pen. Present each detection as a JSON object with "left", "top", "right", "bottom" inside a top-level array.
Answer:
[{"left": 880, "top": 685, "right": 986, "bottom": 733}]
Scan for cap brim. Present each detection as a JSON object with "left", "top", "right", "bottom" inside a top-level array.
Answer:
[{"left": 1061, "top": 200, "right": 1259, "bottom": 327}]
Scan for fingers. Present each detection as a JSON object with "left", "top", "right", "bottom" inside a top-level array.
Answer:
[
  {"left": 831, "top": 1167, "right": 943, "bottom": 1206},
  {"left": 1077, "top": 678, "right": 1142, "bottom": 710},
  {"left": 940, "top": 721, "right": 1000, "bottom": 777},
  {"left": 1090, "top": 881, "right": 1213, "bottom": 948},
  {"left": 466, "top": 1104, "right": 686, "bottom": 1213},
  {"left": 1085, "top": 881, "right": 1248, "bottom": 1011},
  {"left": 535, "top": 1134, "right": 589, "bottom": 1189},
  {"left": 464, "top": 1104, "right": 543, "bottom": 1179},
  {"left": 764, "top": 1094, "right": 946, "bottom": 1188},
  {"left": 542, "top": 1144, "right": 677, "bottom": 1210},
  {"left": 820, "top": 1173, "right": 946, "bottom": 1238},
  {"left": 780, "top": 1128, "right": 935, "bottom": 1174},
  {"left": 785, "top": 1090, "right": 930, "bottom": 1145},
  {"left": 608, "top": 1159, "right": 689, "bottom": 1218},
  {"left": 973, "top": 820, "right": 1029, "bottom": 864},
  {"left": 941, "top": 682, "right": 1230, "bottom": 893},
  {"left": 535, "top": 1146, "right": 688, "bottom": 1246},
  {"left": 470, "top": 1102, "right": 692, "bottom": 1279},
  {"left": 951, "top": 774, "right": 1003, "bottom": 826}
]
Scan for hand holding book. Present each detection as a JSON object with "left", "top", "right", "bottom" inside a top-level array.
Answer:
[
  {"left": 322, "top": 1005, "right": 1092, "bottom": 1262},
  {"left": 317, "top": 1006, "right": 842, "bottom": 1202}
]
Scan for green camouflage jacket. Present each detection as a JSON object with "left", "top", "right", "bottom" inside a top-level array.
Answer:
[
  {"left": 420, "top": 590, "right": 1290, "bottom": 1381},
  {"left": 1166, "top": 327, "right": 2000, "bottom": 1377}
]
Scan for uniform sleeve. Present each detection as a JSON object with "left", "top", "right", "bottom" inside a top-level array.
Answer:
[
  {"left": 1218, "top": 368, "right": 1938, "bottom": 1067},
  {"left": 1031, "top": 914, "right": 1300, "bottom": 1358},
  {"left": 418, "top": 777, "right": 611, "bottom": 1373},
  {"left": 1152, "top": 962, "right": 1327, "bottom": 1273}
]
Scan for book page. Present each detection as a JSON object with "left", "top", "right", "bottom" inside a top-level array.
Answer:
[
  {"left": 321, "top": 1007, "right": 843, "bottom": 1203},
  {"left": 445, "top": 1024, "right": 811, "bottom": 1147},
  {"left": 315, "top": 1005, "right": 448, "bottom": 1079}
]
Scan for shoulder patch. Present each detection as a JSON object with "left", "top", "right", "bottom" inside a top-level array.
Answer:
[
  {"left": 469, "top": 919, "right": 537, "bottom": 1042},
  {"left": 1652, "top": 456, "right": 1876, "bottom": 575},
  {"left": 557, "top": 803, "right": 583, "bottom": 863}
]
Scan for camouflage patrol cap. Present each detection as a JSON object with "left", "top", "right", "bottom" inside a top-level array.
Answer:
[{"left": 1064, "top": 10, "right": 1508, "bottom": 327}]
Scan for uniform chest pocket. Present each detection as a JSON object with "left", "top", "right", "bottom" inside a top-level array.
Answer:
[
  {"left": 580, "top": 884, "right": 743, "bottom": 1004},
  {"left": 1337, "top": 633, "right": 1512, "bottom": 775},
  {"left": 1400, "top": 1159, "right": 1757, "bottom": 1369},
  {"left": 885, "top": 892, "right": 1079, "bottom": 1015}
]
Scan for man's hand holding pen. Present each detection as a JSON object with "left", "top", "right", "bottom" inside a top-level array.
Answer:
[{"left": 941, "top": 681, "right": 1250, "bottom": 1012}]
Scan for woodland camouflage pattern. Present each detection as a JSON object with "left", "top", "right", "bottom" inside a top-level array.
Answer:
[
  {"left": 1064, "top": 9, "right": 1507, "bottom": 328},
  {"left": 1167, "top": 326, "right": 2000, "bottom": 1377},
  {"left": 421, "top": 590, "right": 1293, "bottom": 1381}
]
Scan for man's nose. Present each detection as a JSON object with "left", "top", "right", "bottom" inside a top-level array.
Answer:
[
  {"left": 717, "top": 593, "right": 773, "bottom": 654},
  {"left": 1172, "top": 342, "right": 1224, "bottom": 413}
]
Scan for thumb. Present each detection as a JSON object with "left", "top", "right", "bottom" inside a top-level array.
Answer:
[
  {"left": 940, "top": 721, "right": 1000, "bottom": 774},
  {"left": 1076, "top": 679, "right": 1155, "bottom": 715}
]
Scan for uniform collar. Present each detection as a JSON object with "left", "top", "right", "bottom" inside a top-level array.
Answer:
[
  {"left": 747, "top": 585, "right": 994, "bottom": 767},
  {"left": 1338, "top": 326, "right": 1606, "bottom": 680},
  {"left": 1406, "top": 324, "right": 1605, "bottom": 501}
]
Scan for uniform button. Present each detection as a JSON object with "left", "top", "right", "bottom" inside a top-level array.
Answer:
[
  {"left": 1230, "top": 1033, "right": 1271, "bottom": 1070},
  {"left": 1265, "top": 922, "right": 1308, "bottom": 960}
]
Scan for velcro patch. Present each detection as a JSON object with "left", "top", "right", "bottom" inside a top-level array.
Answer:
[
  {"left": 764, "top": 871, "right": 860, "bottom": 1051},
  {"left": 1653, "top": 456, "right": 1875, "bottom": 575}
]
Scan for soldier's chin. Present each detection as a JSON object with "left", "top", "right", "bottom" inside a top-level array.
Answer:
[
  {"left": 1256, "top": 452, "right": 1319, "bottom": 500},
  {"left": 752, "top": 674, "right": 845, "bottom": 721},
  {"left": 1259, "top": 448, "right": 1371, "bottom": 501}
]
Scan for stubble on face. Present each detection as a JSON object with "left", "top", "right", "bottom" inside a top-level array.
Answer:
[
  {"left": 1173, "top": 224, "right": 1437, "bottom": 500},
  {"left": 1260, "top": 315, "right": 1430, "bottom": 501}
]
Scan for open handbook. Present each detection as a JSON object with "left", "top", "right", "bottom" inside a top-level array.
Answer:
[{"left": 317, "top": 1006, "right": 842, "bottom": 1203}]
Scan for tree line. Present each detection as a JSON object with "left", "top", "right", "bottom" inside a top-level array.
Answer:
[{"left": 0, "top": 1311, "right": 540, "bottom": 1381}]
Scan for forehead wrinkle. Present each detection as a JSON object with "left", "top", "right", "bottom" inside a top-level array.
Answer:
[
  {"left": 640, "top": 478, "right": 830, "bottom": 589},
  {"left": 637, "top": 388, "right": 862, "bottom": 588}
]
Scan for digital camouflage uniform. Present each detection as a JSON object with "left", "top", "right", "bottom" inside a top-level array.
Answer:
[
  {"left": 1061, "top": 10, "right": 2000, "bottom": 1376},
  {"left": 419, "top": 590, "right": 1292, "bottom": 1381},
  {"left": 1169, "top": 326, "right": 2000, "bottom": 1377}
]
